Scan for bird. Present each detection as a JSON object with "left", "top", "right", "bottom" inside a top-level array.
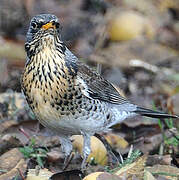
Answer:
[{"left": 21, "top": 14, "right": 178, "bottom": 169}]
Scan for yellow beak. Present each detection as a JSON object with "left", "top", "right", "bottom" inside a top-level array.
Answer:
[{"left": 41, "top": 22, "right": 55, "bottom": 30}]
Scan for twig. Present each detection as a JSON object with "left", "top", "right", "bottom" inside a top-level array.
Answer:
[{"left": 19, "top": 126, "right": 31, "bottom": 139}]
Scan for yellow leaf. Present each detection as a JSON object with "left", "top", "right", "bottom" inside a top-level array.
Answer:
[
  {"left": 71, "top": 135, "right": 108, "bottom": 165},
  {"left": 104, "top": 133, "right": 128, "bottom": 149},
  {"left": 83, "top": 172, "right": 103, "bottom": 180},
  {"left": 26, "top": 168, "right": 53, "bottom": 180},
  {"left": 108, "top": 11, "right": 155, "bottom": 41}
]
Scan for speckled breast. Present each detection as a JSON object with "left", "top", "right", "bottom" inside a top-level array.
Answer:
[{"left": 21, "top": 58, "right": 111, "bottom": 134}]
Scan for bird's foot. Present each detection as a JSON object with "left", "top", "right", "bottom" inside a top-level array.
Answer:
[
  {"left": 62, "top": 152, "right": 74, "bottom": 170},
  {"left": 81, "top": 156, "right": 88, "bottom": 171},
  {"left": 59, "top": 137, "right": 73, "bottom": 170}
]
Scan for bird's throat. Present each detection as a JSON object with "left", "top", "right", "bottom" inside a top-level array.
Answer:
[{"left": 22, "top": 42, "right": 71, "bottom": 100}]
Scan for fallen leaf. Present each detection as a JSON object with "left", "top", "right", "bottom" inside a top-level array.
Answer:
[
  {"left": 71, "top": 135, "right": 108, "bottom": 165},
  {"left": 83, "top": 172, "right": 103, "bottom": 180},
  {"left": 26, "top": 168, "right": 53, "bottom": 180},
  {"left": 0, "top": 134, "right": 22, "bottom": 154},
  {"left": 0, "top": 148, "right": 26, "bottom": 180},
  {"left": 146, "top": 165, "right": 179, "bottom": 179},
  {"left": 144, "top": 170, "right": 156, "bottom": 180},
  {"left": 83, "top": 172, "right": 121, "bottom": 180},
  {"left": 0, "top": 148, "right": 24, "bottom": 174},
  {"left": 0, "top": 120, "right": 19, "bottom": 134},
  {"left": 115, "top": 154, "right": 147, "bottom": 179},
  {"left": 0, "top": 159, "right": 26, "bottom": 180},
  {"left": 108, "top": 11, "right": 155, "bottom": 41},
  {"left": 104, "top": 133, "right": 128, "bottom": 149},
  {"left": 47, "top": 150, "right": 62, "bottom": 163},
  {"left": 146, "top": 154, "right": 172, "bottom": 166}
]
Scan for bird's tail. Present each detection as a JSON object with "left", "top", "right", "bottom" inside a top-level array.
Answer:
[{"left": 134, "top": 107, "right": 178, "bottom": 119}]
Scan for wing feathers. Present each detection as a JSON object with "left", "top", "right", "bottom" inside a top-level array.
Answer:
[{"left": 77, "top": 62, "right": 129, "bottom": 105}]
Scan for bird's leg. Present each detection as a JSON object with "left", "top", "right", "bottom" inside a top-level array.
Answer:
[
  {"left": 63, "top": 153, "right": 74, "bottom": 170},
  {"left": 81, "top": 132, "right": 91, "bottom": 170},
  {"left": 59, "top": 137, "right": 73, "bottom": 170}
]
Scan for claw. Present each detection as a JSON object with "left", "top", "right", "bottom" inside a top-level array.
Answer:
[
  {"left": 59, "top": 137, "right": 73, "bottom": 170},
  {"left": 81, "top": 156, "right": 87, "bottom": 170},
  {"left": 63, "top": 153, "right": 74, "bottom": 170}
]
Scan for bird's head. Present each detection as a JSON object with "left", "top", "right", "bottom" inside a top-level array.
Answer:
[{"left": 25, "top": 14, "right": 64, "bottom": 58}]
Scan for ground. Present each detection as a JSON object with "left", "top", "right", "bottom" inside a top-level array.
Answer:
[{"left": 0, "top": 0, "right": 179, "bottom": 179}]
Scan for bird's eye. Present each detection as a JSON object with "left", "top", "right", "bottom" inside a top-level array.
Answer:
[
  {"left": 56, "top": 22, "right": 60, "bottom": 29},
  {"left": 31, "top": 22, "right": 38, "bottom": 29},
  {"left": 52, "top": 21, "right": 60, "bottom": 29},
  {"left": 25, "top": 43, "right": 30, "bottom": 51}
]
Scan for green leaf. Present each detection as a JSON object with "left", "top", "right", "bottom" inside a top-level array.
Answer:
[
  {"left": 37, "top": 155, "right": 44, "bottom": 168},
  {"left": 165, "top": 137, "right": 179, "bottom": 147},
  {"left": 30, "top": 137, "right": 36, "bottom": 147},
  {"left": 19, "top": 146, "right": 34, "bottom": 158}
]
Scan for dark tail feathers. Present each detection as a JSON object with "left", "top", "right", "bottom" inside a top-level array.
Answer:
[{"left": 134, "top": 107, "right": 178, "bottom": 119}]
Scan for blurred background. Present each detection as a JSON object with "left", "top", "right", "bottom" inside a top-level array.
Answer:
[
  {"left": 0, "top": 0, "right": 179, "bottom": 107},
  {"left": 0, "top": 0, "right": 179, "bottom": 178}
]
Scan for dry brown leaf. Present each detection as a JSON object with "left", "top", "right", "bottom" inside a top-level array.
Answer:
[
  {"left": 135, "top": 133, "right": 163, "bottom": 154},
  {"left": 0, "top": 134, "right": 22, "bottom": 155},
  {"left": 0, "top": 120, "right": 19, "bottom": 133},
  {"left": 0, "top": 148, "right": 26, "bottom": 180},
  {"left": 0, "top": 148, "right": 24, "bottom": 173},
  {"left": 83, "top": 172, "right": 122, "bottom": 180},
  {"left": 115, "top": 154, "right": 148, "bottom": 179},
  {"left": 147, "top": 154, "right": 172, "bottom": 166},
  {"left": 146, "top": 165, "right": 179, "bottom": 180},
  {"left": 96, "top": 172, "right": 122, "bottom": 180},
  {"left": 144, "top": 170, "right": 156, "bottom": 180},
  {"left": 46, "top": 150, "right": 62, "bottom": 163},
  {"left": 0, "top": 159, "right": 26, "bottom": 180}
]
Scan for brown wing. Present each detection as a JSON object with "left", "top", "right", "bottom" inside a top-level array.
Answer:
[{"left": 77, "top": 62, "right": 129, "bottom": 105}]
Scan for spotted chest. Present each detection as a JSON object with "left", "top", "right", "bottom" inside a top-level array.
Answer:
[
  {"left": 22, "top": 49, "right": 77, "bottom": 112},
  {"left": 22, "top": 44, "right": 114, "bottom": 135}
]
